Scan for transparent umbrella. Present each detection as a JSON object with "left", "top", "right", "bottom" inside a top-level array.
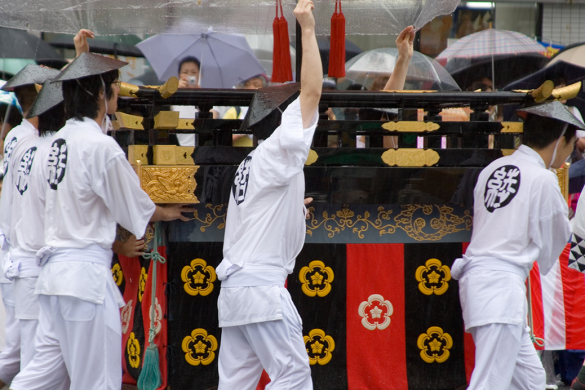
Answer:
[
  {"left": 0, "top": 0, "right": 461, "bottom": 36},
  {"left": 344, "top": 48, "right": 460, "bottom": 91}
]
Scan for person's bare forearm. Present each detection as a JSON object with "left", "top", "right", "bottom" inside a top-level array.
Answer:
[
  {"left": 384, "top": 55, "right": 410, "bottom": 91},
  {"left": 295, "top": 0, "right": 322, "bottom": 128}
]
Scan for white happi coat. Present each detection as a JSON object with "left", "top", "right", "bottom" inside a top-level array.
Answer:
[
  {"left": 452, "top": 145, "right": 571, "bottom": 330},
  {"left": 217, "top": 98, "right": 318, "bottom": 327},
  {"left": 8, "top": 134, "right": 56, "bottom": 321},
  {"left": 37, "top": 118, "right": 156, "bottom": 306},
  {"left": 0, "top": 120, "right": 37, "bottom": 281}
]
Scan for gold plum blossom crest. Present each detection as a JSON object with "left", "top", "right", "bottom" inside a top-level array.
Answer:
[
  {"left": 417, "top": 326, "right": 453, "bottom": 363},
  {"left": 415, "top": 258, "right": 452, "bottom": 295},
  {"left": 304, "top": 329, "right": 335, "bottom": 365}
]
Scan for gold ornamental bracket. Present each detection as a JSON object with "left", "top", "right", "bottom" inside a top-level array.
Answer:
[
  {"left": 381, "top": 121, "right": 440, "bottom": 133},
  {"left": 154, "top": 111, "right": 180, "bottom": 129},
  {"left": 115, "top": 112, "right": 144, "bottom": 130},
  {"left": 500, "top": 122, "right": 523, "bottom": 133},
  {"left": 513, "top": 80, "right": 554, "bottom": 103},
  {"left": 119, "top": 76, "right": 179, "bottom": 99},
  {"left": 552, "top": 81, "right": 582, "bottom": 102},
  {"left": 382, "top": 148, "right": 440, "bottom": 167}
]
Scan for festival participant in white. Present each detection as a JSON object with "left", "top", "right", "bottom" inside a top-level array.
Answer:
[
  {"left": 0, "top": 66, "right": 58, "bottom": 388},
  {"left": 451, "top": 101, "right": 583, "bottom": 390},
  {"left": 1, "top": 80, "right": 71, "bottom": 390},
  {"left": 215, "top": 0, "right": 321, "bottom": 388},
  {"left": 9, "top": 53, "right": 194, "bottom": 390}
]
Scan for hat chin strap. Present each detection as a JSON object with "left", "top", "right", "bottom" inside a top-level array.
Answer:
[
  {"left": 549, "top": 123, "right": 569, "bottom": 169},
  {"left": 99, "top": 76, "right": 112, "bottom": 135}
]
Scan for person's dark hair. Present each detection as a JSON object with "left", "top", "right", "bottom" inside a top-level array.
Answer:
[
  {"left": 522, "top": 114, "right": 577, "bottom": 149},
  {"left": 62, "top": 70, "right": 118, "bottom": 121},
  {"left": 178, "top": 56, "right": 201, "bottom": 74},
  {"left": 38, "top": 102, "right": 65, "bottom": 136},
  {"left": 346, "top": 83, "right": 365, "bottom": 91},
  {"left": 14, "top": 85, "right": 38, "bottom": 114},
  {"left": 0, "top": 104, "right": 23, "bottom": 128}
]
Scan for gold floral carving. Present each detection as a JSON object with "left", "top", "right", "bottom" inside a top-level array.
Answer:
[
  {"left": 192, "top": 204, "right": 227, "bottom": 232},
  {"left": 417, "top": 327, "right": 453, "bottom": 363},
  {"left": 306, "top": 204, "right": 472, "bottom": 242},
  {"left": 395, "top": 205, "right": 472, "bottom": 241},
  {"left": 381, "top": 121, "right": 440, "bottom": 132},
  {"left": 305, "top": 149, "right": 318, "bottom": 166},
  {"left": 501, "top": 122, "right": 523, "bottom": 133},
  {"left": 140, "top": 166, "right": 199, "bottom": 203},
  {"left": 381, "top": 149, "right": 440, "bottom": 167},
  {"left": 415, "top": 258, "right": 451, "bottom": 295}
]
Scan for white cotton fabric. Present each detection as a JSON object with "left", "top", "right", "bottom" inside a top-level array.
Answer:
[
  {"left": 0, "top": 120, "right": 37, "bottom": 283},
  {"left": 218, "top": 287, "right": 312, "bottom": 390},
  {"left": 217, "top": 97, "right": 318, "bottom": 327},
  {"left": 36, "top": 245, "right": 124, "bottom": 307},
  {"left": 0, "top": 283, "right": 20, "bottom": 384},
  {"left": 44, "top": 117, "right": 155, "bottom": 250},
  {"left": 453, "top": 145, "right": 571, "bottom": 330},
  {"left": 10, "top": 284, "right": 120, "bottom": 390},
  {"left": 467, "top": 323, "right": 545, "bottom": 390},
  {"left": 11, "top": 134, "right": 54, "bottom": 261}
]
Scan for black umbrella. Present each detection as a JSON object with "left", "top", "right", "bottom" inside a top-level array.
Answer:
[
  {"left": 502, "top": 60, "right": 585, "bottom": 121},
  {"left": 0, "top": 27, "right": 63, "bottom": 61},
  {"left": 48, "top": 36, "right": 144, "bottom": 58},
  {"left": 504, "top": 60, "right": 585, "bottom": 90},
  {"left": 445, "top": 54, "right": 549, "bottom": 90}
]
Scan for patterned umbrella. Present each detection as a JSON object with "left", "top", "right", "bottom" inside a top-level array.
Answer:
[
  {"left": 436, "top": 29, "right": 548, "bottom": 89},
  {"left": 436, "top": 29, "right": 546, "bottom": 62}
]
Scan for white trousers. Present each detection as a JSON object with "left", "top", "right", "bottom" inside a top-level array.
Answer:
[
  {"left": 218, "top": 289, "right": 312, "bottom": 390},
  {"left": 468, "top": 323, "right": 546, "bottom": 390},
  {"left": 0, "top": 283, "right": 20, "bottom": 385},
  {"left": 10, "top": 284, "right": 121, "bottom": 390}
]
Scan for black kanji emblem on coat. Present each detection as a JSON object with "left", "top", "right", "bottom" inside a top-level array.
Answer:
[
  {"left": 47, "top": 139, "right": 68, "bottom": 190},
  {"left": 232, "top": 156, "right": 252, "bottom": 205},
  {"left": 15, "top": 146, "right": 37, "bottom": 195},
  {"left": 3, "top": 137, "right": 17, "bottom": 175},
  {"left": 484, "top": 165, "right": 521, "bottom": 212}
]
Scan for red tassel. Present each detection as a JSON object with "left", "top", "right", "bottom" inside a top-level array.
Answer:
[
  {"left": 272, "top": 0, "right": 283, "bottom": 82},
  {"left": 328, "top": 0, "right": 346, "bottom": 78},
  {"left": 278, "top": 0, "right": 293, "bottom": 82},
  {"left": 272, "top": 0, "right": 292, "bottom": 83}
]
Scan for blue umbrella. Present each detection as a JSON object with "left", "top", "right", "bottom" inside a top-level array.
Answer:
[{"left": 137, "top": 27, "right": 265, "bottom": 88}]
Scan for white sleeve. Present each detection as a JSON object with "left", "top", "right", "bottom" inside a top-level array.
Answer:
[
  {"left": 93, "top": 155, "right": 156, "bottom": 238},
  {"left": 530, "top": 176, "right": 571, "bottom": 275},
  {"left": 252, "top": 97, "right": 319, "bottom": 187}
]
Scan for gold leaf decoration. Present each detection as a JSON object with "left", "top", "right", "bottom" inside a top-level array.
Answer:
[
  {"left": 381, "top": 121, "right": 440, "bottom": 132},
  {"left": 501, "top": 122, "right": 523, "bottom": 133},
  {"left": 417, "top": 327, "right": 453, "bottom": 363},
  {"left": 306, "top": 204, "right": 472, "bottom": 242},
  {"left": 381, "top": 149, "right": 440, "bottom": 167},
  {"left": 305, "top": 149, "right": 319, "bottom": 166}
]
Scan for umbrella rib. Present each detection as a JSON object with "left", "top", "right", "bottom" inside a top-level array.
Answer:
[{"left": 205, "top": 39, "right": 226, "bottom": 87}]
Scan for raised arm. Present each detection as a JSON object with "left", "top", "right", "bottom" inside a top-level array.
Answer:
[
  {"left": 294, "top": 0, "right": 322, "bottom": 129},
  {"left": 383, "top": 26, "right": 415, "bottom": 91},
  {"left": 74, "top": 29, "right": 95, "bottom": 57}
]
